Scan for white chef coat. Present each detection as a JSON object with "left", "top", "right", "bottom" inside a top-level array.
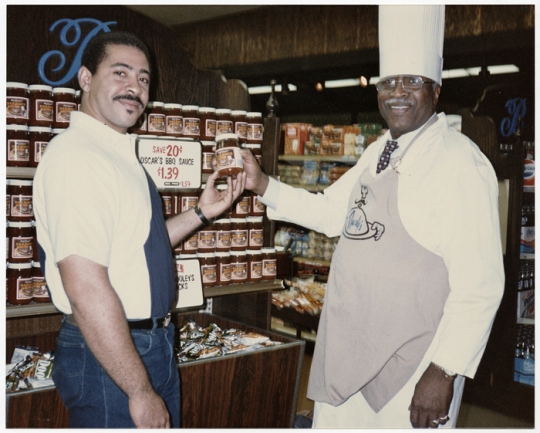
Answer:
[{"left": 260, "top": 112, "right": 504, "bottom": 426}]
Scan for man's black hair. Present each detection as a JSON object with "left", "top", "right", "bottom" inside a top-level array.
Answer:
[{"left": 81, "top": 31, "right": 151, "bottom": 75}]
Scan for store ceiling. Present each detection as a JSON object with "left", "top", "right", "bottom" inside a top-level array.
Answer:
[{"left": 126, "top": 5, "right": 261, "bottom": 27}]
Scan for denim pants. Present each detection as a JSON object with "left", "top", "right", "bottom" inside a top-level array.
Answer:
[{"left": 52, "top": 318, "right": 181, "bottom": 428}]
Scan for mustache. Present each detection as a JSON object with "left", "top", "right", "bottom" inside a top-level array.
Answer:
[
  {"left": 113, "top": 94, "right": 144, "bottom": 107},
  {"left": 385, "top": 98, "right": 413, "bottom": 107}
]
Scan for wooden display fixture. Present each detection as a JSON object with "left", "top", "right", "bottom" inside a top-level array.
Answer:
[{"left": 6, "top": 312, "right": 305, "bottom": 428}]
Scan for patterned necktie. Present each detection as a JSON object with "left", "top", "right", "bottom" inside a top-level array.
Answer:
[{"left": 376, "top": 140, "right": 399, "bottom": 174}]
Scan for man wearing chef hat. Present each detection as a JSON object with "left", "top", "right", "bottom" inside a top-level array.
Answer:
[{"left": 241, "top": 4, "right": 504, "bottom": 428}]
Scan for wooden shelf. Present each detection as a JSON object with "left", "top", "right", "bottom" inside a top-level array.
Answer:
[
  {"left": 6, "top": 167, "right": 36, "bottom": 178},
  {"left": 7, "top": 280, "right": 285, "bottom": 319}
]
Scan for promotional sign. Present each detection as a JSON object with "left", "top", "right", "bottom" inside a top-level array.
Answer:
[
  {"left": 137, "top": 137, "right": 202, "bottom": 189},
  {"left": 175, "top": 259, "right": 204, "bottom": 309}
]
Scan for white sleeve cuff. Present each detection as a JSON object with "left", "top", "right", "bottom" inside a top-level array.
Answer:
[{"left": 258, "top": 176, "right": 280, "bottom": 210}]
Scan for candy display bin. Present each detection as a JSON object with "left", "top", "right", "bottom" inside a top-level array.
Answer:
[
  {"left": 174, "top": 312, "right": 305, "bottom": 428},
  {"left": 6, "top": 311, "right": 305, "bottom": 428}
]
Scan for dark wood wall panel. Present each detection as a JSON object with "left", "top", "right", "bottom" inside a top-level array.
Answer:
[
  {"left": 6, "top": 5, "right": 249, "bottom": 110},
  {"left": 174, "top": 5, "right": 534, "bottom": 70}
]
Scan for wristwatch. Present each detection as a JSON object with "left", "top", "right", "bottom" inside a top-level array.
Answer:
[
  {"left": 194, "top": 204, "right": 212, "bottom": 226},
  {"left": 434, "top": 363, "right": 457, "bottom": 378}
]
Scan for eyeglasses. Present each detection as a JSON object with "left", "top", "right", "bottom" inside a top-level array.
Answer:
[{"left": 376, "top": 76, "right": 435, "bottom": 93}]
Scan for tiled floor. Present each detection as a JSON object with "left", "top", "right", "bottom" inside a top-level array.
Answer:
[{"left": 295, "top": 352, "right": 534, "bottom": 428}]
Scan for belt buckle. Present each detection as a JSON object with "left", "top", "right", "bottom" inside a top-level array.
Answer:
[{"left": 163, "top": 312, "right": 171, "bottom": 328}]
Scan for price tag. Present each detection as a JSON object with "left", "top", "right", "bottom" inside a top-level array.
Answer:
[
  {"left": 175, "top": 259, "right": 204, "bottom": 309},
  {"left": 137, "top": 137, "right": 202, "bottom": 189}
]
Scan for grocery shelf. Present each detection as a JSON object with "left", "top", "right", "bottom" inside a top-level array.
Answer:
[
  {"left": 7, "top": 280, "right": 285, "bottom": 319},
  {"left": 6, "top": 167, "right": 36, "bottom": 178}
]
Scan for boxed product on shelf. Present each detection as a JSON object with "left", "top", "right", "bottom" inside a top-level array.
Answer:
[
  {"left": 283, "top": 123, "right": 311, "bottom": 155},
  {"left": 517, "top": 289, "right": 534, "bottom": 319},
  {"left": 342, "top": 124, "right": 364, "bottom": 156},
  {"left": 300, "top": 159, "right": 320, "bottom": 186},
  {"left": 357, "top": 123, "right": 383, "bottom": 147},
  {"left": 514, "top": 357, "right": 534, "bottom": 386}
]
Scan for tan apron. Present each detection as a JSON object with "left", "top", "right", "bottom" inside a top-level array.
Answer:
[{"left": 307, "top": 116, "right": 449, "bottom": 413}]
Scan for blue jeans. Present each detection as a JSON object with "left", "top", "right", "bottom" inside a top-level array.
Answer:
[{"left": 52, "top": 318, "right": 181, "bottom": 428}]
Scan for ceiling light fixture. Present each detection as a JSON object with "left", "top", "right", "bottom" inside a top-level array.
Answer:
[
  {"left": 315, "top": 82, "right": 324, "bottom": 92},
  {"left": 248, "top": 84, "right": 297, "bottom": 95}
]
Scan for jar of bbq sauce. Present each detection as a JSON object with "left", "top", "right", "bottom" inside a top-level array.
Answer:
[
  {"left": 164, "top": 103, "right": 183, "bottom": 137},
  {"left": 182, "top": 105, "right": 200, "bottom": 140},
  {"left": 9, "top": 179, "right": 33, "bottom": 221},
  {"left": 247, "top": 249, "right": 263, "bottom": 282},
  {"left": 7, "top": 82, "right": 29, "bottom": 125},
  {"left": 215, "top": 133, "right": 243, "bottom": 177},
  {"left": 248, "top": 216, "right": 264, "bottom": 249},
  {"left": 32, "top": 261, "right": 50, "bottom": 303},
  {"left": 53, "top": 87, "right": 77, "bottom": 128},
  {"left": 247, "top": 112, "right": 264, "bottom": 145},
  {"left": 229, "top": 250, "right": 247, "bottom": 283},
  {"left": 230, "top": 217, "right": 248, "bottom": 251},
  {"left": 261, "top": 247, "right": 277, "bottom": 280},
  {"left": 215, "top": 218, "right": 232, "bottom": 252},
  {"left": 198, "top": 252, "right": 217, "bottom": 287},
  {"left": 7, "top": 262, "right": 33, "bottom": 305},
  {"left": 7, "top": 221, "right": 34, "bottom": 263},
  {"left": 147, "top": 102, "right": 166, "bottom": 136},
  {"left": 199, "top": 107, "right": 216, "bottom": 141},
  {"left": 232, "top": 110, "right": 248, "bottom": 145},
  {"left": 215, "top": 108, "right": 233, "bottom": 138},
  {"left": 28, "top": 126, "right": 52, "bottom": 167},
  {"left": 28, "top": 84, "right": 53, "bottom": 127},
  {"left": 215, "top": 251, "right": 231, "bottom": 285},
  {"left": 6, "top": 125, "right": 29, "bottom": 167}
]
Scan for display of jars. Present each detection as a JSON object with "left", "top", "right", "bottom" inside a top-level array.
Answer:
[{"left": 28, "top": 84, "right": 53, "bottom": 127}]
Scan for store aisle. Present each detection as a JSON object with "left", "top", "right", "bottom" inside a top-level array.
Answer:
[{"left": 295, "top": 353, "right": 534, "bottom": 428}]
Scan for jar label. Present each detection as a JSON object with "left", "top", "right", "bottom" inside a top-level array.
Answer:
[
  {"left": 11, "top": 195, "right": 33, "bottom": 217},
  {"left": 166, "top": 115, "right": 183, "bottom": 134},
  {"left": 250, "top": 261, "right": 263, "bottom": 279},
  {"left": 231, "top": 262, "right": 247, "bottom": 280},
  {"left": 183, "top": 233, "right": 199, "bottom": 251},
  {"left": 183, "top": 118, "right": 200, "bottom": 136},
  {"left": 35, "top": 99, "right": 54, "bottom": 121},
  {"left": 231, "top": 229, "right": 248, "bottom": 247},
  {"left": 181, "top": 196, "right": 198, "bottom": 212},
  {"left": 216, "top": 120, "right": 233, "bottom": 136},
  {"left": 7, "top": 97, "right": 29, "bottom": 119},
  {"left": 252, "top": 196, "right": 266, "bottom": 214},
  {"left": 33, "top": 277, "right": 49, "bottom": 298},
  {"left": 205, "top": 119, "right": 216, "bottom": 137},
  {"left": 235, "top": 197, "right": 250, "bottom": 215},
  {"left": 198, "top": 230, "right": 217, "bottom": 248},
  {"left": 201, "top": 264, "right": 217, "bottom": 283},
  {"left": 217, "top": 231, "right": 232, "bottom": 248},
  {"left": 219, "top": 263, "right": 232, "bottom": 282},
  {"left": 7, "top": 140, "right": 30, "bottom": 161},
  {"left": 235, "top": 122, "right": 248, "bottom": 139},
  {"left": 56, "top": 102, "right": 77, "bottom": 123},
  {"left": 215, "top": 147, "right": 243, "bottom": 172},
  {"left": 17, "top": 278, "right": 34, "bottom": 300},
  {"left": 262, "top": 259, "right": 277, "bottom": 277},
  {"left": 148, "top": 113, "right": 166, "bottom": 133},
  {"left": 11, "top": 237, "right": 33, "bottom": 259},
  {"left": 248, "top": 123, "right": 264, "bottom": 140},
  {"left": 34, "top": 141, "right": 48, "bottom": 163},
  {"left": 249, "top": 229, "right": 264, "bottom": 247},
  {"left": 202, "top": 152, "right": 214, "bottom": 171}
]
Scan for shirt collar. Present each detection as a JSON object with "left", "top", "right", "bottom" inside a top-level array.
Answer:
[{"left": 69, "top": 111, "right": 137, "bottom": 158}]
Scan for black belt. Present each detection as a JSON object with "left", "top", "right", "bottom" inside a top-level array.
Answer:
[{"left": 65, "top": 313, "right": 171, "bottom": 330}]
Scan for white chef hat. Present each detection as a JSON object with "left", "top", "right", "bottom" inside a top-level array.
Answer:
[{"left": 379, "top": 5, "right": 445, "bottom": 85}]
